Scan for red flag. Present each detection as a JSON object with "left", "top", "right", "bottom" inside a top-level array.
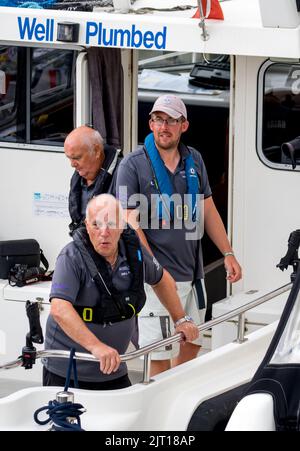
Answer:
[{"left": 193, "top": 0, "right": 224, "bottom": 20}]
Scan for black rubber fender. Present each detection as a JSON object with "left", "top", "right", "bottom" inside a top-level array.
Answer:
[{"left": 187, "top": 383, "right": 249, "bottom": 431}]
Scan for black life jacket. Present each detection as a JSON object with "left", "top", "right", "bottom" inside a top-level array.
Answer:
[
  {"left": 244, "top": 267, "right": 300, "bottom": 431},
  {"left": 72, "top": 227, "right": 146, "bottom": 324},
  {"left": 69, "top": 145, "right": 121, "bottom": 233}
]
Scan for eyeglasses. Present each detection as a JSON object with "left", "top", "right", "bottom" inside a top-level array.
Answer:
[
  {"left": 89, "top": 220, "right": 118, "bottom": 230},
  {"left": 151, "top": 116, "right": 183, "bottom": 127}
]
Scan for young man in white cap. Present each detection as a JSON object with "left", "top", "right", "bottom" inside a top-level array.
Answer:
[{"left": 116, "top": 94, "right": 242, "bottom": 376}]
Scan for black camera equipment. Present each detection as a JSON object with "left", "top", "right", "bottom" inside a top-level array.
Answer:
[
  {"left": 277, "top": 229, "right": 300, "bottom": 282},
  {"left": 8, "top": 263, "right": 51, "bottom": 287},
  {"left": 21, "top": 300, "right": 44, "bottom": 370},
  {"left": 281, "top": 137, "right": 300, "bottom": 169}
]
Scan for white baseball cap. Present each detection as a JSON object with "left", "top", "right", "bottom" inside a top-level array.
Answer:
[{"left": 149, "top": 94, "right": 187, "bottom": 120}]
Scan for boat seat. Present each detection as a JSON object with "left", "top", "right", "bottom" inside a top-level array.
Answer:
[{"left": 225, "top": 393, "right": 276, "bottom": 431}]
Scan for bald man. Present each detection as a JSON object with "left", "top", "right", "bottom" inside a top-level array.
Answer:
[
  {"left": 43, "top": 194, "right": 199, "bottom": 390},
  {"left": 65, "top": 125, "right": 121, "bottom": 234}
]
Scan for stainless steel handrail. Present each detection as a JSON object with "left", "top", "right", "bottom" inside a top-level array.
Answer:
[{"left": 0, "top": 282, "right": 292, "bottom": 383}]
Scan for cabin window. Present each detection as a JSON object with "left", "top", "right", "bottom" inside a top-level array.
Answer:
[
  {"left": 0, "top": 45, "right": 75, "bottom": 150},
  {"left": 257, "top": 60, "right": 300, "bottom": 170},
  {"left": 137, "top": 50, "right": 230, "bottom": 228},
  {"left": 0, "top": 47, "right": 19, "bottom": 140},
  {"left": 137, "top": 51, "right": 230, "bottom": 189}
]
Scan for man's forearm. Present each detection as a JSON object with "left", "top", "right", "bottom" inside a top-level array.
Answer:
[
  {"left": 204, "top": 197, "right": 232, "bottom": 254},
  {"left": 124, "top": 209, "right": 153, "bottom": 255},
  {"left": 135, "top": 227, "right": 153, "bottom": 255},
  {"left": 51, "top": 299, "right": 121, "bottom": 374},
  {"left": 204, "top": 197, "right": 242, "bottom": 282},
  {"left": 152, "top": 270, "right": 185, "bottom": 322},
  {"left": 51, "top": 299, "right": 100, "bottom": 353}
]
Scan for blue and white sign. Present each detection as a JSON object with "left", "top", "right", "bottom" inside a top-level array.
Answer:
[{"left": 17, "top": 15, "right": 168, "bottom": 49}]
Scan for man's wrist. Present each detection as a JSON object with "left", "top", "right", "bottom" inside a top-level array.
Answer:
[
  {"left": 224, "top": 251, "right": 235, "bottom": 257},
  {"left": 174, "top": 315, "right": 194, "bottom": 328}
]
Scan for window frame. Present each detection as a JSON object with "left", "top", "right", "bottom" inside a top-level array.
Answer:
[
  {"left": 257, "top": 58, "right": 300, "bottom": 172},
  {"left": 0, "top": 44, "right": 80, "bottom": 153}
]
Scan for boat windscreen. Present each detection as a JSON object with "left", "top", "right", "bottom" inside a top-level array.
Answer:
[{"left": 270, "top": 288, "right": 300, "bottom": 364}]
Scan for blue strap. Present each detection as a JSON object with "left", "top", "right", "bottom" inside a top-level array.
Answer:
[
  {"left": 145, "top": 133, "right": 174, "bottom": 220},
  {"left": 185, "top": 153, "right": 199, "bottom": 221},
  {"left": 194, "top": 279, "right": 206, "bottom": 309},
  {"left": 137, "top": 249, "right": 143, "bottom": 262},
  {"left": 145, "top": 133, "right": 174, "bottom": 198},
  {"left": 64, "top": 348, "right": 79, "bottom": 391},
  {"left": 144, "top": 133, "right": 199, "bottom": 221}
]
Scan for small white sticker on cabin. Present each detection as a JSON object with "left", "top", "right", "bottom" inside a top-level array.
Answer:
[
  {"left": 0, "top": 329, "right": 6, "bottom": 355},
  {"left": 33, "top": 192, "right": 69, "bottom": 218},
  {"left": 0, "top": 70, "right": 6, "bottom": 95}
]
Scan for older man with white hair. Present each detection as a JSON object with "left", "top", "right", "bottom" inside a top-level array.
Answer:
[
  {"left": 43, "top": 194, "right": 199, "bottom": 390},
  {"left": 64, "top": 125, "right": 121, "bottom": 234}
]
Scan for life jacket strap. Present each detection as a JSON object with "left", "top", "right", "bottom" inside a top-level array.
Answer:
[{"left": 74, "top": 304, "right": 135, "bottom": 325}]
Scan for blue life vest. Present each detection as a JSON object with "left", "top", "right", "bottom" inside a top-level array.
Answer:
[{"left": 144, "top": 133, "right": 199, "bottom": 221}]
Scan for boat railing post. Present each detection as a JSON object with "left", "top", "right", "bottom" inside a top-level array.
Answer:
[
  {"left": 142, "top": 352, "right": 152, "bottom": 384},
  {"left": 235, "top": 313, "right": 248, "bottom": 344}
]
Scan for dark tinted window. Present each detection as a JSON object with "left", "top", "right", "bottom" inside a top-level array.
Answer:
[
  {"left": 0, "top": 46, "right": 75, "bottom": 148},
  {"left": 0, "top": 46, "right": 24, "bottom": 142},
  {"left": 259, "top": 62, "right": 300, "bottom": 169},
  {"left": 31, "top": 48, "right": 74, "bottom": 146}
]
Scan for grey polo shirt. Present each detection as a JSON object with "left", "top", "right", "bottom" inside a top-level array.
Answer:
[
  {"left": 116, "top": 143, "right": 212, "bottom": 281},
  {"left": 44, "top": 238, "right": 162, "bottom": 382}
]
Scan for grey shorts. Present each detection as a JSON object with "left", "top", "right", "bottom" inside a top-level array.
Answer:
[{"left": 138, "top": 280, "right": 207, "bottom": 360}]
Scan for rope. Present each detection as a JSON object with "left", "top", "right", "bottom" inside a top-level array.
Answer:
[
  {"left": 33, "top": 400, "right": 86, "bottom": 431},
  {"left": 3, "top": 0, "right": 54, "bottom": 7},
  {"left": 64, "top": 348, "right": 79, "bottom": 391},
  {"left": 197, "top": 0, "right": 210, "bottom": 41},
  {"left": 17, "top": 2, "right": 42, "bottom": 7},
  {"left": 198, "top": 0, "right": 211, "bottom": 20},
  {"left": 34, "top": 348, "right": 85, "bottom": 431}
]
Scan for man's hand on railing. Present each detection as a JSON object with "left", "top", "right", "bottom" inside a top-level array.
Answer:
[
  {"left": 90, "top": 342, "right": 121, "bottom": 375},
  {"left": 175, "top": 321, "right": 199, "bottom": 343}
]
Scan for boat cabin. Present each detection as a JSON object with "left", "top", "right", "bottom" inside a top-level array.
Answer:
[{"left": 0, "top": 0, "right": 300, "bottom": 397}]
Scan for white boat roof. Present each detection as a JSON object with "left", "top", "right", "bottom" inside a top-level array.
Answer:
[{"left": 0, "top": 0, "right": 300, "bottom": 58}]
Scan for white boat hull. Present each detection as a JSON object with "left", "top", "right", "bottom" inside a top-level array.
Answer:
[{"left": 0, "top": 322, "right": 277, "bottom": 430}]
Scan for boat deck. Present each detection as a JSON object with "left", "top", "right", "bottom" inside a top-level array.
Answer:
[
  {"left": 0, "top": 370, "right": 143, "bottom": 399},
  {"left": 0, "top": 379, "right": 40, "bottom": 399}
]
